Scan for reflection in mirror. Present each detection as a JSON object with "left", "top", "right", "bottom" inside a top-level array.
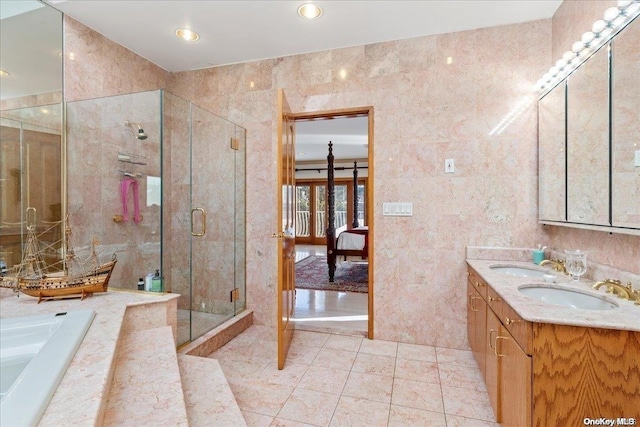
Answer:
[
  {"left": 612, "top": 18, "right": 640, "bottom": 228},
  {"left": 0, "top": 1, "right": 63, "bottom": 269},
  {"left": 538, "top": 82, "right": 566, "bottom": 222},
  {"left": 566, "top": 46, "right": 609, "bottom": 226}
]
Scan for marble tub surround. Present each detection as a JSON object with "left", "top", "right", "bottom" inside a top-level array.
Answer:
[
  {"left": 466, "top": 260, "right": 640, "bottom": 332},
  {"left": 0, "top": 288, "right": 179, "bottom": 426}
]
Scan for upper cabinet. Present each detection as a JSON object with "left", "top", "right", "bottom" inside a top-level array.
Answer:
[
  {"left": 611, "top": 19, "right": 640, "bottom": 228},
  {"left": 538, "top": 16, "right": 640, "bottom": 233}
]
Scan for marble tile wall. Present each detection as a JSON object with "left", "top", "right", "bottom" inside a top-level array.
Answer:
[
  {"left": 63, "top": 2, "right": 640, "bottom": 350},
  {"left": 167, "top": 20, "right": 553, "bottom": 349}
]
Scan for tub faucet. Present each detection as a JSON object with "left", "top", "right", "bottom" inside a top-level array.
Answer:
[
  {"left": 592, "top": 279, "right": 637, "bottom": 302},
  {"left": 540, "top": 259, "right": 567, "bottom": 274}
]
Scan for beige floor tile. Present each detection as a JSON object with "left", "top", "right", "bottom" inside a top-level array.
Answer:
[
  {"left": 258, "top": 361, "right": 309, "bottom": 387},
  {"left": 217, "top": 357, "right": 270, "bottom": 382},
  {"left": 329, "top": 396, "right": 390, "bottom": 427},
  {"left": 394, "top": 358, "right": 440, "bottom": 384},
  {"left": 229, "top": 379, "right": 294, "bottom": 417},
  {"left": 359, "top": 338, "right": 398, "bottom": 357},
  {"left": 323, "top": 334, "right": 364, "bottom": 352},
  {"left": 435, "top": 347, "right": 476, "bottom": 368},
  {"left": 285, "top": 343, "right": 323, "bottom": 366},
  {"left": 271, "top": 418, "right": 318, "bottom": 427},
  {"left": 388, "top": 405, "right": 447, "bottom": 427},
  {"left": 396, "top": 343, "right": 437, "bottom": 363},
  {"left": 445, "top": 414, "right": 500, "bottom": 427},
  {"left": 351, "top": 352, "right": 396, "bottom": 377},
  {"left": 277, "top": 388, "right": 340, "bottom": 427},
  {"left": 342, "top": 371, "right": 393, "bottom": 403},
  {"left": 297, "top": 365, "right": 350, "bottom": 395},
  {"left": 242, "top": 411, "right": 274, "bottom": 427},
  {"left": 437, "top": 363, "right": 486, "bottom": 392},
  {"left": 291, "top": 330, "right": 331, "bottom": 348},
  {"left": 312, "top": 347, "right": 358, "bottom": 370},
  {"left": 391, "top": 378, "right": 444, "bottom": 413},
  {"left": 441, "top": 385, "right": 496, "bottom": 422}
]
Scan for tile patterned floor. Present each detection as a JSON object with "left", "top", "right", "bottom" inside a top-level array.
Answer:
[{"left": 209, "top": 326, "right": 499, "bottom": 427}]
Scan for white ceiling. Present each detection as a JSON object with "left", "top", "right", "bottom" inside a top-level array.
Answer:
[
  {"left": 44, "top": 0, "right": 562, "bottom": 72},
  {"left": 296, "top": 116, "right": 368, "bottom": 161}
]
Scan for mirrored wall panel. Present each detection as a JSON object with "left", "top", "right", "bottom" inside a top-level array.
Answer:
[
  {"left": 611, "top": 18, "right": 640, "bottom": 228},
  {"left": 566, "top": 46, "right": 610, "bottom": 226},
  {"left": 0, "top": 1, "right": 63, "bottom": 270},
  {"left": 538, "top": 82, "right": 566, "bottom": 222}
]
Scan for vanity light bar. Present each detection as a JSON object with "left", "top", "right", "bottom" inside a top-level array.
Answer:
[{"left": 533, "top": 0, "right": 640, "bottom": 93}]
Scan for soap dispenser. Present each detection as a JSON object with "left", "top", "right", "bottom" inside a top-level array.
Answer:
[{"left": 151, "top": 269, "right": 162, "bottom": 292}]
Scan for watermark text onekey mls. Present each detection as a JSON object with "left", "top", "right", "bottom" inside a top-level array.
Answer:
[{"left": 583, "top": 418, "right": 637, "bottom": 426}]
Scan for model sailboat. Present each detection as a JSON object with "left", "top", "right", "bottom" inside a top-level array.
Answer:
[{"left": 0, "top": 208, "right": 117, "bottom": 303}]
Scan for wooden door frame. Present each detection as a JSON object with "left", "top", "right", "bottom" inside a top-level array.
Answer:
[{"left": 290, "top": 106, "right": 375, "bottom": 339}]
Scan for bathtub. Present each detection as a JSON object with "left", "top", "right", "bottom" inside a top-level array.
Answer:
[{"left": 0, "top": 309, "right": 96, "bottom": 427}]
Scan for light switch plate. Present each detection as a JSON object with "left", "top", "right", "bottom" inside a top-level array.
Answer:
[
  {"left": 635, "top": 150, "right": 640, "bottom": 167},
  {"left": 383, "top": 202, "right": 413, "bottom": 216},
  {"left": 445, "top": 159, "right": 455, "bottom": 173}
]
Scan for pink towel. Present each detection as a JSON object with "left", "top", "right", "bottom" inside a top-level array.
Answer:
[{"left": 120, "top": 177, "right": 141, "bottom": 223}]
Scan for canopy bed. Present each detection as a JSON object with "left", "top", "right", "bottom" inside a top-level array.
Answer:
[{"left": 326, "top": 142, "right": 368, "bottom": 282}]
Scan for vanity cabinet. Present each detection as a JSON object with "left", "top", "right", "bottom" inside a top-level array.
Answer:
[
  {"left": 468, "top": 268, "right": 532, "bottom": 425},
  {"left": 466, "top": 266, "right": 640, "bottom": 426}
]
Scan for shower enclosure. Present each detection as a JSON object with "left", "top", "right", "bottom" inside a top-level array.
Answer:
[{"left": 66, "top": 89, "right": 245, "bottom": 347}]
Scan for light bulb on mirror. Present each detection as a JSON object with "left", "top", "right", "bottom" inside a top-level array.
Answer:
[
  {"left": 581, "top": 31, "right": 595, "bottom": 44},
  {"left": 617, "top": 0, "right": 632, "bottom": 7},
  {"left": 563, "top": 51, "right": 575, "bottom": 62},
  {"left": 549, "top": 66, "right": 559, "bottom": 76},
  {"left": 603, "top": 6, "right": 621, "bottom": 21},
  {"left": 592, "top": 20, "right": 607, "bottom": 34},
  {"left": 556, "top": 59, "right": 567, "bottom": 69}
]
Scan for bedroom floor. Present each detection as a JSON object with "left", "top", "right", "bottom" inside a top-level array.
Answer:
[
  {"left": 295, "top": 245, "right": 368, "bottom": 335},
  {"left": 209, "top": 325, "right": 498, "bottom": 426}
]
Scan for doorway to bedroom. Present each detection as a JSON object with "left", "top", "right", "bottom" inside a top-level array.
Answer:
[{"left": 290, "top": 107, "right": 373, "bottom": 337}]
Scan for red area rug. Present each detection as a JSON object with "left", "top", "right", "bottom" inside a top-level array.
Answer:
[{"left": 295, "top": 255, "right": 368, "bottom": 293}]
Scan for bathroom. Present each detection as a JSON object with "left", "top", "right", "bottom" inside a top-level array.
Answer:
[{"left": 1, "top": 0, "right": 639, "bottom": 425}]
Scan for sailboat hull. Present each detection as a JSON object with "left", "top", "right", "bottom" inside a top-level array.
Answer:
[{"left": 12, "top": 260, "right": 117, "bottom": 303}]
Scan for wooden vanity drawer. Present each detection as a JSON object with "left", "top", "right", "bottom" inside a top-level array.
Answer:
[
  {"left": 486, "top": 285, "right": 504, "bottom": 318},
  {"left": 468, "top": 267, "right": 488, "bottom": 300},
  {"left": 502, "top": 302, "right": 532, "bottom": 355}
]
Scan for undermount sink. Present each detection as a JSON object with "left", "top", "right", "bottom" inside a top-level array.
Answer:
[
  {"left": 518, "top": 285, "right": 619, "bottom": 310},
  {"left": 490, "top": 265, "right": 548, "bottom": 279}
]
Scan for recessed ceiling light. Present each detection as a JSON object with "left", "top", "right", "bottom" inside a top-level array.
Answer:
[
  {"left": 0, "top": 70, "right": 9, "bottom": 76},
  {"left": 297, "top": 3, "right": 323, "bottom": 20},
  {"left": 175, "top": 28, "right": 199, "bottom": 41}
]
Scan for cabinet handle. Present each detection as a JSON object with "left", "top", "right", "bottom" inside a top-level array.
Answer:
[
  {"left": 475, "top": 281, "right": 485, "bottom": 288},
  {"left": 468, "top": 294, "right": 479, "bottom": 312},
  {"left": 489, "top": 329, "right": 498, "bottom": 349},
  {"left": 494, "top": 335, "right": 509, "bottom": 357},
  {"left": 488, "top": 295, "right": 501, "bottom": 303},
  {"left": 504, "top": 317, "right": 519, "bottom": 325}
]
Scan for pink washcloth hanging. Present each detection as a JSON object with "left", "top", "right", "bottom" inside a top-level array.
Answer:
[{"left": 120, "top": 177, "right": 142, "bottom": 223}]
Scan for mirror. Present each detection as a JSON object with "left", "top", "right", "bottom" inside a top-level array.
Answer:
[
  {"left": 566, "top": 46, "right": 610, "bottom": 226},
  {"left": 611, "top": 19, "right": 640, "bottom": 228},
  {"left": 0, "top": 1, "right": 64, "bottom": 269},
  {"left": 538, "top": 82, "right": 566, "bottom": 222}
]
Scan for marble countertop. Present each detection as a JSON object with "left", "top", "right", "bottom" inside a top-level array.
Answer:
[
  {"left": 0, "top": 288, "right": 179, "bottom": 426},
  {"left": 466, "top": 259, "right": 640, "bottom": 332}
]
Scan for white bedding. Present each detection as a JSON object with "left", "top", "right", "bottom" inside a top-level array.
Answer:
[{"left": 336, "top": 226, "right": 368, "bottom": 251}]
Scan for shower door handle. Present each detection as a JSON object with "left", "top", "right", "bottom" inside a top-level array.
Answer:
[{"left": 191, "top": 208, "right": 206, "bottom": 236}]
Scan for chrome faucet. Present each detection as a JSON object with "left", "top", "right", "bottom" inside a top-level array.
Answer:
[{"left": 540, "top": 259, "right": 567, "bottom": 274}]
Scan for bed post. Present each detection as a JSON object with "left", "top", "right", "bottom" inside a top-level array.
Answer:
[
  {"left": 327, "top": 142, "right": 336, "bottom": 282},
  {"left": 352, "top": 161, "right": 359, "bottom": 228}
]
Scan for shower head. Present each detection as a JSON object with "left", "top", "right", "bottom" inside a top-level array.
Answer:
[{"left": 125, "top": 121, "right": 148, "bottom": 140}]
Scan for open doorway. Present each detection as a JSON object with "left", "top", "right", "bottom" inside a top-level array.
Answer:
[{"left": 290, "top": 108, "right": 373, "bottom": 337}]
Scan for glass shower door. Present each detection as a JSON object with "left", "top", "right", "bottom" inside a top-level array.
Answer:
[{"left": 189, "top": 105, "right": 236, "bottom": 339}]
